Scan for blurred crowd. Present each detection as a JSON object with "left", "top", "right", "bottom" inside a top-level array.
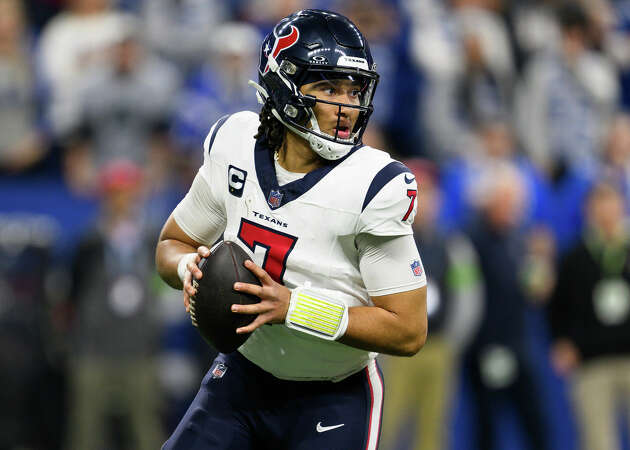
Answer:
[{"left": 3, "top": 0, "right": 630, "bottom": 449}]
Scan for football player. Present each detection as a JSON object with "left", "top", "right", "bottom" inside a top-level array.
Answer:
[{"left": 156, "top": 9, "right": 427, "bottom": 450}]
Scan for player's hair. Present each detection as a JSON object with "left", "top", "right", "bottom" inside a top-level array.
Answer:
[{"left": 255, "top": 101, "right": 285, "bottom": 152}]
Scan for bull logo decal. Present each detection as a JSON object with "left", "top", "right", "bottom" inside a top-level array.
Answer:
[{"left": 263, "top": 25, "right": 300, "bottom": 74}]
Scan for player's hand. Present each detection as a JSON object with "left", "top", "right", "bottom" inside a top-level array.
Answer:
[
  {"left": 231, "top": 260, "right": 291, "bottom": 334},
  {"left": 183, "top": 246, "right": 211, "bottom": 312}
]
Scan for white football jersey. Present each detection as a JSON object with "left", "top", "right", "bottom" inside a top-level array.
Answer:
[{"left": 175, "top": 111, "right": 424, "bottom": 381}]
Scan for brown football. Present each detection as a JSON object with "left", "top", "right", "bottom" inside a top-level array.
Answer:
[{"left": 190, "top": 240, "right": 260, "bottom": 353}]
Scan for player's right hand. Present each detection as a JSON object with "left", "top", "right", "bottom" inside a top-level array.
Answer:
[{"left": 183, "top": 246, "right": 211, "bottom": 312}]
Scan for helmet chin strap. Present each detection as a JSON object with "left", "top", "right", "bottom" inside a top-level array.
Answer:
[{"left": 248, "top": 80, "right": 355, "bottom": 161}]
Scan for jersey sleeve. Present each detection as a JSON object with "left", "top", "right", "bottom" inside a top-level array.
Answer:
[
  {"left": 357, "top": 233, "right": 426, "bottom": 296},
  {"left": 356, "top": 162, "right": 418, "bottom": 236},
  {"left": 172, "top": 170, "right": 226, "bottom": 245},
  {"left": 172, "top": 117, "right": 229, "bottom": 245}
]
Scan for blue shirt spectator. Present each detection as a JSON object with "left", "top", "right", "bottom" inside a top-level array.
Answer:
[{"left": 170, "top": 22, "right": 261, "bottom": 158}]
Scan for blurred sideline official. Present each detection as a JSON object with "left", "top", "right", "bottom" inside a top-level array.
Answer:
[
  {"left": 380, "top": 160, "right": 482, "bottom": 450},
  {"left": 65, "top": 160, "right": 163, "bottom": 450},
  {"left": 550, "top": 181, "right": 630, "bottom": 450}
]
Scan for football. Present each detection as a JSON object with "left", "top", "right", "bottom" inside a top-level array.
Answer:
[{"left": 190, "top": 240, "right": 260, "bottom": 353}]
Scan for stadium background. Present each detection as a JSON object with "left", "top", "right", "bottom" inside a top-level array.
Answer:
[{"left": 2, "top": 0, "right": 630, "bottom": 448}]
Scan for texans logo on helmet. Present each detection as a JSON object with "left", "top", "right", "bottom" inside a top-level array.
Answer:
[{"left": 263, "top": 25, "right": 300, "bottom": 74}]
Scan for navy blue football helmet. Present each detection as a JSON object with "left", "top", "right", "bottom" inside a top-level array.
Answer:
[{"left": 249, "top": 9, "right": 379, "bottom": 160}]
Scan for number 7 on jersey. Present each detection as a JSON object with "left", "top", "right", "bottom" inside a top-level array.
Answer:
[
  {"left": 402, "top": 189, "right": 417, "bottom": 222},
  {"left": 237, "top": 218, "right": 298, "bottom": 284}
]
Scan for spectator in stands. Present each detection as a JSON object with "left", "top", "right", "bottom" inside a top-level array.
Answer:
[
  {"left": 240, "top": 0, "right": 311, "bottom": 35},
  {"left": 381, "top": 159, "right": 483, "bottom": 450},
  {"left": 38, "top": 0, "right": 135, "bottom": 136},
  {"left": 142, "top": 126, "right": 192, "bottom": 230},
  {"left": 171, "top": 22, "right": 261, "bottom": 159},
  {"left": 549, "top": 180, "right": 630, "bottom": 450},
  {"left": 453, "top": 0, "right": 515, "bottom": 120},
  {"left": 0, "top": 213, "right": 65, "bottom": 449},
  {"left": 65, "top": 160, "right": 164, "bottom": 450},
  {"left": 0, "top": 0, "right": 47, "bottom": 173},
  {"left": 509, "top": 0, "right": 561, "bottom": 71},
  {"left": 515, "top": 2, "right": 618, "bottom": 177},
  {"left": 463, "top": 163, "right": 552, "bottom": 450},
  {"left": 406, "top": 0, "right": 515, "bottom": 161},
  {"left": 440, "top": 116, "right": 552, "bottom": 233},
  {"left": 604, "top": 0, "right": 630, "bottom": 110},
  {"left": 140, "top": 0, "right": 229, "bottom": 74},
  {"left": 22, "top": 0, "right": 62, "bottom": 31},
  {"left": 63, "top": 22, "right": 179, "bottom": 194},
  {"left": 599, "top": 114, "right": 630, "bottom": 212}
]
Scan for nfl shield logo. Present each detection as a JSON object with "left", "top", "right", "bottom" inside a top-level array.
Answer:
[
  {"left": 268, "top": 189, "right": 283, "bottom": 209},
  {"left": 410, "top": 260, "right": 423, "bottom": 277},
  {"left": 211, "top": 362, "right": 227, "bottom": 379}
]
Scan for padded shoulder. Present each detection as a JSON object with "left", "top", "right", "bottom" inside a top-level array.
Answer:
[
  {"left": 202, "top": 111, "right": 260, "bottom": 164},
  {"left": 342, "top": 148, "right": 417, "bottom": 236}
]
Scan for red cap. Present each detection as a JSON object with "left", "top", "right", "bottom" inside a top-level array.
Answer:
[
  {"left": 403, "top": 158, "right": 439, "bottom": 188},
  {"left": 99, "top": 159, "right": 143, "bottom": 193}
]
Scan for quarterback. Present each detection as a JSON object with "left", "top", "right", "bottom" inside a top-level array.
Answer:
[{"left": 156, "top": 9, "right": 427, "bottom": 450}]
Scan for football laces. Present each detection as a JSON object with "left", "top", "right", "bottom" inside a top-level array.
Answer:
[{"left": 189, "top": 280, "right": 199, "bottom": 328}]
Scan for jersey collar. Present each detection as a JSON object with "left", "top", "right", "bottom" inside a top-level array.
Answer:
[{"left": 254, "top": 139, "right": 362, "bottom": 210}]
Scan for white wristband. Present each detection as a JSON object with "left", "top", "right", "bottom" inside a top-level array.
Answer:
[
  {"left": 177, "top": 253, "right": 198, "bottom": 284},
  {"left": 285, "top": 286, "right": 349, "bottom": 341}
]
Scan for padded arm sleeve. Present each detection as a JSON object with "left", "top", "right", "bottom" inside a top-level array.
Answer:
[{"left": 357, "top": 233, "right": 426, "bottom": 297}]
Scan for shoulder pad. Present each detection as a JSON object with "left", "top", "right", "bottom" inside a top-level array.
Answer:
[
  {"left": 201, "top": 112, "right": 260, "bottom": 172},
  {"left": 362, "top": 161, "right": 413, "bottom": 212},
  {"left": 356, "top": 159, "right": 418, "bottom": 236},
  {"left": 203, "top": 111, "right": 260, "bottom": 156}
]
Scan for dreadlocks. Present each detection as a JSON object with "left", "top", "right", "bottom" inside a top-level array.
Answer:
[{"left": 254, "top": 101, "right": 285, "bottom": 152}]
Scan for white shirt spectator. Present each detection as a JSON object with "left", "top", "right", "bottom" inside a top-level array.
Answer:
[{"left": 38, "top": 9, "right": 135, "bottom": 136}]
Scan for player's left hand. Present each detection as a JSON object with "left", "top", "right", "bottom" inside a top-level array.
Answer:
[{"left": 231, "top": 260, "right": 291, "bottom": 334}]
